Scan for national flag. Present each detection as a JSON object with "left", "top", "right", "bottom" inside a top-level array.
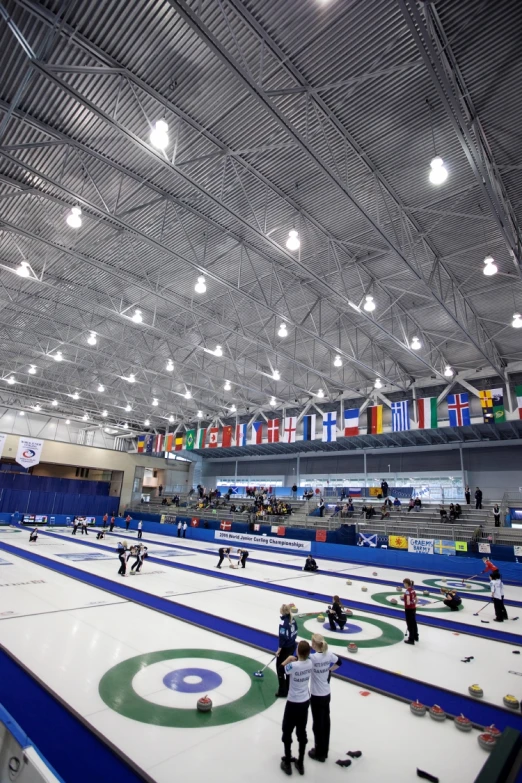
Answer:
[
  {"left": 208, "top": 428, "right": 219, "bottom": 448},
  {"left": 196, "top": 428, "right": 206, "bottom": 449},
  {"left": 302, "top": 414, "right": 316, "bottom": 441},
  {"left": 277, "top": 526, "right": 286, "bottom": 536},
  {"left": 185, "top": 429, "right": 195, "bottom": 450},
  {"left": 479, "top": 388, "right": 505, "bottom": 423},
  {"left": 235, "top": 423, "right": 247, "bottom": 446},
  {"left": 251, "top": 421, "right": 263, "bottom": 445},
  {"left": 137, "top": 434, "right": 145, "bottom": 453},
  {"left": 271, "top": 525, "right": 279, "bottom": 533},
  {"left": 191, "top": 518, "right": 199, "bottom": 527},
  {"left": 253, "top": 523, "right": 260, "bottom": 532},
  {"left": 434, "top": 539, "right": 456, "bottom": 555},
  {"left": 516, "top": 385, "right": 522, "bottom": 420},
  {"left": 174, "top": 435, "right": 183, "bottom": 451},
  {"left": 417, "top": 397, "right": 437, "bottom": 429},
  {"left": 316, "top": 529, "right": 327, "bottom": 542},
  {"left": 366, "top": 405, "right": 383, "bottom": 435},
  {"left": 322, "top": 411, "right": 337, "bottom": 442},
  {"left": 144, "top": 433, "right": 154, "bottom": 453},
  {"left": 282, "top": 417, "right": 296, "bottom": 443},
  {"left": 154, "top": 434, "right": 164, "bottom": 452},
  {"left": 165, "top": 433, "right": 173, "bottom": 452},
  {"left": 447, "top": 393, "right": 470, "bottom": 427},
  {"left": 344, "top": 408, "right": 359, "bottom": 437},
  {"left": 222, "top": 426, "right": 233, "bottom": 448},
  {"left": 267, "top": 419, "right": 280, "bottom": 443},
  {"left": 388, "top": 535, "right": 408, "bottom": 549},
  {"left": 391, "top": 400, "right": 410, "bottom": 432},
  {"left": 357, "top": 532, "right": 377, "bottom": 547},
  {"left": 220, "top": 520, "right": 232, "bottom": 531}
]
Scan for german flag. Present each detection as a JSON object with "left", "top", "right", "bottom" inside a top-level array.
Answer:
[{"left": 366, "top": 405, "right": 383, "bottom": 434}]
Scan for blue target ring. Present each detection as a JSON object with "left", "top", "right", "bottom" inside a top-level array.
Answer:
[
  {"left": 416, "top": 599, "right": 432, "bottom": 606},
  {"left": 163, "top": 667, "right": 223, "bottom": 693},
  {"left": 322, "top": 622, "right": 362, "bottom": 635}
]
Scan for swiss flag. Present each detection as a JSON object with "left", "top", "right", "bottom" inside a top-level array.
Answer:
[
  {"left": 316, "top": 529, "right": 327, "bottom": 542},
  {"left": 220, "top": 520, "right": 232, "bottom": 531},
  {"left": 277, "top": 526, "right": 286, "bottom": 537},
  {"left": 191, "top": 518, "right": 199, "bottom": 527},
  {"left": 208, "top": 428, "right": 219, "bottom": 448}
]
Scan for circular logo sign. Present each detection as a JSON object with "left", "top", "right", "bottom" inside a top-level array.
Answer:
[
  {"left": 99, "top": 648, "right": 277, "bottom": 727},
  {"left": 22, "top": 449, "right": 36, "bottom": 458}
]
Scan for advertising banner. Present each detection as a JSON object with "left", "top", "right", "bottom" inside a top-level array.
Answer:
[
  {"left": 408, "top": 538, "right": 434, "bottom": 554},
  {"left": 478, "top": 542, "right": 491, "bottom": 554},
  {"left": 15, "top": 437, "right": 44, "bottom": 469},
  {"left": 215, "top": 530, "right": 311, "bottom": 552}
]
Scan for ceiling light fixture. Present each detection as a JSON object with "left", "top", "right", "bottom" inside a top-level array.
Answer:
[
  {"left": 168, "top": 415, "right": 175, "bottom": 423},
  {"left": 6, "top": 376, "right": 15, "bottom": 385},
  {"left": 272, "top": 370, "right": 280, "bottom": 381},
  {"left": 512, "top": 313, "right": 522, "bottom": 329},
  {"left": 213, "top": 345, "right": 223, "bottom": 357},
  {"left": 101, "top": 410, "right": 108, "bottom": 417},
  {"left": 278, "top": 323, "right": 288, "bottom": 338},
  {"left": 123, "top": 422, "right": 128, "bottom": 429},
  {"left": 131, "top": 309, "right": 143, "bottom": 324},
  {"left": 66, "top": 206, "right": 82, "bottom": 228},
  {"left": 82, "top": 413, "right": 89, "bottom": 421},
  {"left": 316, "top": 388, "right": 325, "bottom": 398},
  {"left": 224, "top": 380, "right": 231, "bottom": 391},
  {"left": 51, "top": 399, "right": 58, "bottom": 407},
  {"left": 166, "top": 359, "right": 174, "bottom": 372},
  {"left": 33, "top": 404, "right": 41, "bottom": 412},
  {"left": 195, "top": 276, "right": 206, "bottom": 294},
  {"left": 65, "top": 419, "right": 70, "bottom": 424},
  {"left": 374, "top": 378, "right": 383, "bottom": 389},
  {"left": 152, "top": 398, "right": 159, "bottom": 406},
  {"left": 184, "top": 390, "right": 192, "bottom": 399},
  {"left": 19, "top": 411, "right": 24, "bottom": 416},
  {"left": 127, "top": 373, "right": 136, "bottom": 383},
  {"left": 87, "top": 331, "right": 97, "bottom": 346},
  {"left": 363, "top": 295, "right": 376, "bottom": 312},
  {"left": 286, "top": 229, "right": 300, "bottom": 251},
  {"left": 150, "top": 119, "right": 169, "bottom": 150},
  {"left": 429, "top": 156, "right": 448, "bottom": 185},
  {"left": 483, "top": 255, "right": 498, "bottom": 276},
  {"left": 16, "top": 260, "right": 31, "bottom": 278},
  {"left": 229, "top": 404, "right": 237, "bottom": 413},
  {"left": 71, "top": 392, "right": 80, "bottom": 400},
  {"left": 444, "top": 365, "right": 454, "bottom": 377},
  {"left": 269, "top": 396, "right": 277, "bottom": 406},
  {"left": 28, "top": 364, "right": 36, "bottom": 374},
  {"left": 410, "top": 336, "right": 421, "bottom": 350},
  {"left": 144, "top": 418, "right": 150, "bottom": 426},
  {"left": 53, "top": 351, "right": 63, "bottom": 362},
  {"left": 125, "top": 403, "right": 132, "bottom": 412},
  {"left": 97, "top": 384, "right": 105, "bottom": 392},
  {"left": 197, "top": 410, "right": 203, "bottom": 418},
  {"left": 334, "top": 355, "right": 342, "bottom": 367}
]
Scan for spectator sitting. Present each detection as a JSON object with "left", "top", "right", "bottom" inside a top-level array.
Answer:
[
  {"left": 303, "top": 555, "right": 319, "bottom": 572},
  {"left": 161, "top": 497, "right": 167, "bottom": 505},
  {"left": 448, "top": 503, "right": 456, "bottom": 521},
  {"left": 393, "top": 497, "right": 401, "bottom": 508},
  {"left": 439, "top": 504, "right": 448, "bottom": 520},
  {"left": 454, "top": 503, "right": 462, "bottom": 519},
  {"left": 383, "top": 497, "right": 392, "bottom": 508},
  {"left": 331, "top": 503, "right": 342, "bottom": 518},
  {"left": 407, "top": 498, "right": 415, "bottom": 513},
  {"left": 380, "top": 504, "right": 390, "bottom": 520},
  {"left": 346, "top": 501, "right": 354, "bottom": 519},
  {"left": 230, "top": 504, "right": 237, "bottom": 513},
  {"left": 366, "top": 506, "right": 375, "bottom": 520},
  {"left": 414, "top": 497, "right": 422, "bottom": 511}
]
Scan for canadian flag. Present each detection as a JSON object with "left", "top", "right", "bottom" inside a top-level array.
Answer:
[
  {"left": 191, "top": 518, "right": 199, "bottom": 527},
  {"left": 208, "top": 428, "right": 219, "bottom": 448},
  {"left": 220, "top": 520, "right": 232, "bottom": 531},
  {"left": 267, "top": 419, "right": 280, "bottom": 443}
]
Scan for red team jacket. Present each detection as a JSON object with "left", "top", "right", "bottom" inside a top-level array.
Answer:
[
  {"left": 482, "top": 559, "right": 497, "bottom": 574},
  {"left": 402, "top": 586, "right": 417, "bottom": 609}
]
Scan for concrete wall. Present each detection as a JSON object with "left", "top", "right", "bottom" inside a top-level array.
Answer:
[{"left": 0, "top": 434, "right": 189, "bottom": 510}]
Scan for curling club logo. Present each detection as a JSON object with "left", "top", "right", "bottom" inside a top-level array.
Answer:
[{"left": 22, "top": 449, "right": 36, "bottom": 458}]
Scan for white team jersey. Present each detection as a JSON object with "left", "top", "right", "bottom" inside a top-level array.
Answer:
[
  {"left": 491, "top": 580, "right": 503, "bottom": 600},
  {"left": 138, "top": 522, "right": 142, "bottom": 529},
  {"left": 285, "top": 658, "right": 313, "bottom": 703},
  {"left": 310, "top": 650, "right": 339, "bottom": 697}
]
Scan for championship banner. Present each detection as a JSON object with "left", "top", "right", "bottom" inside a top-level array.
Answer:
[
  {"left": 408, "top": 538, "right": 434, "bottom": 554},
  {"left": 478, "top": 542, "right": 491, "bottom": 554},
  {"left": 434, "top": 540, "right": 455, "bottom": 556},
  {"left": 388, "top": 535, "right": 408, "bottom": 549},
  {"left": 215, "top": 529, "right": 311, "bottom": 551},
  {"left": 0, "top": 433, "right": 7, "bottom": 460},
  {"left": 15, "top": 437, "right": 44, "bottom": 469}
]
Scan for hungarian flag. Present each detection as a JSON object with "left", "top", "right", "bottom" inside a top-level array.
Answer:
[
  {"left": 417, "top": 397, "right": 437, "bottom": 429},
  {"left": 366, "top": 405, "right": 383, "bottom": 434},
  {"left": 235, "top": 423, "right": 247, "bottom": 446},
  {"left": 479, "top": 389, "right": 505, "bottom": 423},
  {"left": 196, "top": 428, "right": 206, "bottom": 448},
  {"left": 302, "top": 414, "right": 316, "bottom": 440},
  {"left": 282, "top": 416, "right": 296, "bottom": 443},
  {"left": 267, "top": 419, "right": 280, "bottom": 443},
  {"left": 208, "top": 428, "right": 219, "bottom": 448},
  {"left": 191, "top": 518, "right": 199, "bottom": 527},
  {"left": 344, "top": 408, "right": 359, "bottom": 436},
  {"left": 165, "top": 433, "right": 173, "bottom": 452},
  {"left": 174, "top": 436, "right": 183, "bottom": 451},
  {"left": 153, "top": 434, "right": 164, "bottom": 452},
  {"left": 220, "top": 520, "right": 232, "bottom": 531},
  {"left": 251, "top": 421, "right": 263, "bottom": 444},
  {"left": 185, "top": 429, "right": 195, "bottom": 450},
  {"left": 222, "top": 426, "right": 233, "bottom": 448},
  {"left": 137, "top": 434, "right": 145, "bottom": 453},
  {"left": 517, "top": 385, "right": 522, "bottom": 420}
]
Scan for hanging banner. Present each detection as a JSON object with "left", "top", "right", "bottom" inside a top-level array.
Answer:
[
  {"left": 408, "top": 538, "right": 434, "bottom": 554},
  {"left": 215, "top": 529, "right": 311, "bottom": 551},
  {"left": 0, "top": 433, "right": 6, "bottom": 460},
  {"left": 478, "top": 542, "right": 491, "bottom": 554},
  {"left": 455, "top": 541, "right": 468, "bottom": 552},
  {"left": 514, "top": 545, "right": 522, "bottom": 556},
  {"left": 15, "top": 437, "right": 44, "bottom": 469}
]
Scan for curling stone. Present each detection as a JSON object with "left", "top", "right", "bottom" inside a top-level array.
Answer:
[
  {"left": 478, "top": 733, "right": 497, "bottom": 752},
  {"left": 465, "top": 583, "right": 472, "bottom": 589},
  {"left": 503, "top": 694, "right": 520, "bottom": 710},
  {"left": 361, "top": 587, "right": 368, "bottom": 592},
  {"left": 372, "top": 572, "right": 378, "bottom": 576},
  {"left": 346, "top": 580, "right": 352, "bottom": 585},
  {"left": 197, "top": 695, "right": 213, "bottom": 712},
  {"left": 290, "top": 607, "right": 298, "bottom": 613},
  {"left": 396, "top": 586, "right": 403, "bottom": 592},
  {"left": 390, "top": 598, "right": 398, "bottom": 605},
  {"left": 469, "top": 684, "right": 484, "bottom": 698},
  {"left": 441, "top": 578, "right": 447, "bottom": 583},
  {"left": 410, "top": 700, "right": 427, "bottom": 717},
  {"left": 423, "top": 591, "right": 430, "bottom": 597},
  {"left": 486, "top": 725, "right": 501, "bottom": 739},
  {"left": 344, "top": 608, "right": 353, "bottom": 617},
  {"left": 347, "top": 643, "right": 358, "bottom": 654},
  {"left": 455, "top": 714, "right": 472, "bottom": 732},
  {"left": 317, "top": 614, "right": 325, "bottom": 622},
  {"left": 429, "top": 705, "right": 446, "bottom": 722}
]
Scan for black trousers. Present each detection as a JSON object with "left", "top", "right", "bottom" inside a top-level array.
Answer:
[
  {"left": 282, "top": 700, "right": 309, "bottom": 761},
  {"left": 240, "top": 553, "right": 248, "bottom": 568},
  {"left": 465, "top": 494, "right": 471, "bottom": 504},
  {"left": 183, "top": 529, "right": 186, "bottom": 537},
  {"left": 328, "top": 613, "right": 346, "bottom": 631},
  {"left": 81, "top": 526, "right": 88, "bottom": 535},
  {"left": 118, "top": 555, "right": 127, "bottom": 575},
  {"left": 126, "top": 522, "right": 130, "bottom": 530},
  {"left": 276, "top": 645, "right": 296, "bottom": 696},
  {"left": 443, "top": 598, "right": 461, "bottom": 611},
  {"left": 493, "top": 597, "right": 508, "bottom": 621},
  {"left": 494, "top": 515, "right": 500, "bottom": 527},
  {"left": 110, "top": 523, "right": 115, "bottom": 532},
  {"left": 138, "top": 530, "right": 142, "bottom": 539},
  {"left": 72, "top": 526, "right": 78, "bottom": 535},
  {"left": 475, "top": 499, "right": 482, "bottom": 509},
  {"left": 178, "top": 529, "right": 181, "bottom": 537},
  {"left": 131, "top": 557, "right": 143, "bottom": 572},
  {"left": 216, "top": 552, "right": 228, "bottom": 567},
  {"left": 405, "top": 609, "right": 418, "bottom": 641},
  {"left": 311, "top": 694, "right": 330, "bottom": 758}
]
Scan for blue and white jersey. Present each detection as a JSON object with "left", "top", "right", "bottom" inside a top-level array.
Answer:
[{"left": 278, "top": 615, "right": 298, "bottom": 648}]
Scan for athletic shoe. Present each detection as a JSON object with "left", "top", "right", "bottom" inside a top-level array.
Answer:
[
  {"left": 308, "top": 748, "right": 326, "bottom": 762},
  {"left": 280, "top": 758, "right": 292, "bottom": 776},
  {"left": 404, "top": 640, "right": 415, "bottom": 645},
  {"left": 293, "top": 758, "right": 304, "bottom": 775}
]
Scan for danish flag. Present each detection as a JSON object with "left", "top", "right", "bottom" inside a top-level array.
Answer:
[
  {"left": 267, "top": 419, "right": 280, "bottom": 443},
  {"left": 220, "top": 520, "right": 232, "bottom": 531}
]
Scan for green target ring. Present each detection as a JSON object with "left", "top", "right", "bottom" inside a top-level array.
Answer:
[
  {"left": 372, "top": 591, "right": 464, "bottom": 612},
  {"left": 99, "top": 648, "right": 278, "bottom": 727},
  {"left": 296, "top": 613, "right": 403, "bottom": 648},
  {"left": 423, "top": 578, "right": 489, "bottom": 594}
]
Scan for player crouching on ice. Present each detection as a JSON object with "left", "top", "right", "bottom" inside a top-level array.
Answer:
[{"left": 303, "top": 555, "right": 319, "bottom": 572}]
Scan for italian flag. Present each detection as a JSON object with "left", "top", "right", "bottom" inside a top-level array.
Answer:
[
  {"left": 516, "top": 385, "right": 522, "bottom": 420},
  {"left": 417, "top": 397, "right": 437, "bottom": 429}
]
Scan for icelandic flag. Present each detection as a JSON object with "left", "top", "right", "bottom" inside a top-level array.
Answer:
[
  {"left": 391, "top": 400, "right": 410, "bottom": 432},
  {"left": 322, "top": 411, "right": 337, "bottom": 442},
  {"left": 344, "top": 408, "right": 359, "bottom": 436},
  {"left": 302, "top": 414, "right": 316, "bottom": 441},
  {"left": 358, "top": 532, "right": 377, "bottom": 548},
  {"left": 447, "top": 393, "right": 470, "bottom": 427},
  {"left": 235, "top": 423, "right": 247, "bottom": 447},
  {"left": 251, "top": 421, "right": 263, "bottom": 444}
]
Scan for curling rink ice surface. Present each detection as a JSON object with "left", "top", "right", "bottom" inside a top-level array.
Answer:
[{"left": 0, "top": 526, "right": 519, "bottom": 782}]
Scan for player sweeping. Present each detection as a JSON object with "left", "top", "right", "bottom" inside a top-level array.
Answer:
[
  {"left": 131, "top": 545, "right": 147, "bottom": 574},
  {"left": 29, "top": 527, "right": 38, "bottom": 542},
  {"left": 275, "top": 604, "right": 298, "bottom": 698},
  {"left": 280, "top": 640, "right": 313, "bottom": 776},
  {"left": 216, "top": 547, "right": 233, "bottom": 568}
]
